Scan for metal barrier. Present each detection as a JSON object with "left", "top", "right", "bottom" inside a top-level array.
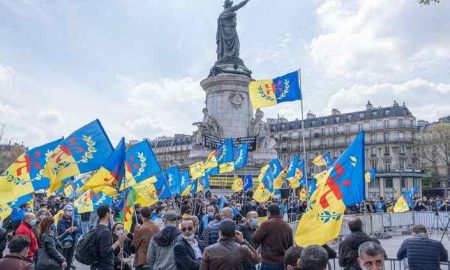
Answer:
[
  {"left": 326, "top": 258, "right": 450, "bottom": 270},
  {"left": 290, "top": 211, "right": 449, "bottom": 237}
]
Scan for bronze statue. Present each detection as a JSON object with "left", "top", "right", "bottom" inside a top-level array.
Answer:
[{"left": 216, "top": 0, "right": 250, "bottom": 61}]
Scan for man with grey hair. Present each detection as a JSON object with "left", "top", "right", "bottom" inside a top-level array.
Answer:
[
  {"left": 202, "top": 207, "right": 234, "bottom": 246},
  {"left": 297, "top": 245, "right": 328, "bottom": 270},
  {"left": 358, "top": 242, "right": 385, "bottom": 270},
  {"left": 397, "top": 224, "right": 448, "bottom": 270}
]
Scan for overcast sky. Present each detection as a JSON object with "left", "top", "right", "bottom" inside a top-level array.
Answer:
[{"left": 1, "top": 0, "right": 449, "bottom": 147}]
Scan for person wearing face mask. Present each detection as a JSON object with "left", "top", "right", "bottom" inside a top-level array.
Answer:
[
  {"left": 199, "top": 206, "right": 216, "bottom": 236},
  {"left": 174, "top": 217, "right": 205, "bottom": 270},
  {"left": 151, "top": 206, "right": 166, "bottom": 229},
  {"left": 35, "top": 217, "right": 67, "bottom": 270},
  {"left": 56, "top": 204, "right": 78, "bottom": 270},
  {"left": 238, "top": 211, "right": 259, "bottom": 248},
  {"left": 111, "top": 223, "right": 132, "bottom": 270},
  {"left": 15, "top": 212, "right": 39, "bottom": 262},
  {"left": 0, "top": 235, "right": 34, "bottom": 269}
]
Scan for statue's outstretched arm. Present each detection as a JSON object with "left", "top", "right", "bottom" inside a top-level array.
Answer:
[{"left": 230, "top": 0, "right": 250, "bottom": 12}]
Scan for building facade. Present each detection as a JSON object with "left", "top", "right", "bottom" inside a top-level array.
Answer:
[
  {"left": 417, "top": 116, "right": 450, "bottom": 197},
  {"left": 148, "top": 101, "right": 424, "bottom": 199},
  {"left": 270, "top": 101, "right": 422, "bottom": 199}
]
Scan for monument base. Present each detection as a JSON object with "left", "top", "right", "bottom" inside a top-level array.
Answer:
[{"left": 250, "top": 150, "right": 278, "bottom": 165}]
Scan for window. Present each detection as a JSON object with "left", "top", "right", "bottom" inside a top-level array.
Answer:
[
  {"left": 384, "top": 146, "right": 390, "bottom": 155},
  {"left": 398, "top": 119, "right": 404, "bottom": 127},
  {"left": 347, "top": 115, "right": 352, "bottom": 121},
  {"left": 358, "top": 123, "right": 363, "bottom": 131},
  {"left": 371, "top": 160, "right": 378, "bottom": 169},
  {"left": 372, "top": 122, "right": 376, "bottom": 131},
  {"left": 401, "top": 179, "right": 407, "bottom": 189},
  {"left": 345, "top": 125, "right": 350, "bottom": 134},
  {"left": 384, "top": 161, "right": 391, "bottom": 172},
  {"left": 400, "top": 145, "right": 405, "bottom": 154},
  {"left": 385, "top": 109, "right": 391, "bottom": 116},
  {"left": 384, "top": 119, "right": 389, "bottom": 128},
  {"left": 333, "top": 126, "right": 337, "bottom": 134},
  {"left": 400, "top": 160, "right": 406, "bottom": 170},
  {"left": 360, "top": 113, "right": 365, "bottom": 119},
  {"left": 321, "top": 127, "right": 325, "bottom": 135},
  {"left": 369, "top": 178, "right": 379, "bottom": 189},
  {"left": 385, "top": 178, "right": 393, "bottom": 189},
  {"left": 335, "top": 116, "right": 340, "bottom": 123},
  {"left": 384, "top": 133, "right": 389, "bottom": 142},
  {"left": 312, "top": 120, "right": 316, "bottom": 126},
  {"left": 371, "top": 147, "right": 376, "bottom": 155},
  {"left": 323, "top": 118, "right": 328, "bottom": 125},
  {"left": 372, "top": 111, "right": 377, "bottom": 118}
]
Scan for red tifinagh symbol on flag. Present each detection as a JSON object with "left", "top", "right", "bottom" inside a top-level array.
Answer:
[
  {"left": 319, "top": 164, "right": 351, "bottom": 209},
  {"left": 68, "top": 137, "right": 85, "bottom": 153},
  {"left": 52, "top": 145, "right": 73, "bottom": 163},
  {"left": 13, "top": 154, "right": 31, "bottom": 176}
]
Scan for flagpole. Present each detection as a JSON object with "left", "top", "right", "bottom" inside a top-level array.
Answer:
[{"left": 298, "top": 69, "right": 309, "bottom": 200}]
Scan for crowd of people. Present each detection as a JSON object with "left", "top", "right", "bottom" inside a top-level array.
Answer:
[
  {"left": 0, "top": 191, "right": 448, "bottom": 270},
  {"left": 346, "top": 195, "right": 450, "bottom": 214}
]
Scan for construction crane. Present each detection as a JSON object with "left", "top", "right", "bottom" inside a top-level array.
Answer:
[{"left": 0, "top": 123, "right": 5, "bottom": 144}]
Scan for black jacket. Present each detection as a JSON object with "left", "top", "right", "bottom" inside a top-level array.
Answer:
[
  {"left": 0, "top": 228, "right": 7, "bottom": 258},
  {"left": 338, "top": 231, "right": 380, "bottom": 270},
  {"left": 173, "top": 236, "right": 205, "bottom": 270},
  {"left": 397, "top": 235, "right": 448, "bottom": 270},
  {"left": 91, "top": 224, "right": 115, "bottom": 269},
  {"left": 39, "top": 232, "right": 66, "bottom": 265}
]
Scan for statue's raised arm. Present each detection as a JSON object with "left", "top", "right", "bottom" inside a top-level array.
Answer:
[{"left": 229, "top": 0, "right": 250, "bottom": 12}]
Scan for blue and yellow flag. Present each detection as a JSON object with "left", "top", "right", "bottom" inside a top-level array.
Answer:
[
  {"left": 243, "top": 174, "right": 253, "bottom": 192},
  {"left": 286, "top": 156, "right": 306, "bottom": 189},
  {"left": 153, "top": 173, "right": 172, "bottom": 200},
  {"left": 233, "top": 144, "right": 248, "bottom": 170},
  {"left": 0, "top": 138, "right": 62, "bottom": 202},
  {"left": 80, "top": 138, "right": 126, "bottom": 196},
  {"left": 403, "top": 185, "right": 419, "bottom": 207},
  {"left": 327, "top": 131, "right": 365, "bottom": 207},
  {"left": 295, "top": 168, "right": 345, "bottom": 246},
  {"left": 180, "top": 171, "right": 191, "bottom": 196},
  {"left": 189, "top": 161, "right": 205, "bottom": 180},
  {"left": 253, "top": 165, "right": 274, "bottom": 202},
  {"left": 217, "top": 139, "right": 234, "bottom": 173},
  {"left": 273, "top": 167, "right": 287, "bottom": 190},
  {"left": 123, "top": 140, "right": 161, "bottom": 188},
  {"left": 393, "top": 195, "right": 409, "bottom": 213},
  {"left": 249, "top": 70, "right": 302, "bottom": 109},
  {"left": 231, "top": 177, "right": 243, "bottom": 192},
  {"left": 164, "top": 166, "right": 181, "bottom": 196},
  {"left": 313, "top": 152, "right": 334, "bottom": 167},
  {"left": 46, "top": 120, "right": 114, "bottom": 192},
  {"left": 74, "top": 191, "right": 112, "bottom": 214},
  {"left": 0, "top": 201, "right": 12, "bottom": 221},
  {"left": 269, "top": 159, "right": 283, "bottom": 179},
  {"left": 204, "top": 150, "right": 218, "bottom": 171},
  {"left": 200, "top": 175, "right": 210, "bottom": 189},
  {"left": 365, "top": 168, "right": 376, "bottom": 183}
]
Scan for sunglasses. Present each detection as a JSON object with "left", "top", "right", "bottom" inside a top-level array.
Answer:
[{"left": 181, "top": 226, "right": 194, "bottom": 232}]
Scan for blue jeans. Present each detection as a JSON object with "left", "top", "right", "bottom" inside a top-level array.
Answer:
[
  {"left": 81, "top": 221, "right": 90, "bottom": 235},
  {"left": 260, "top": 263, "right": 284, "bottom": 270}
]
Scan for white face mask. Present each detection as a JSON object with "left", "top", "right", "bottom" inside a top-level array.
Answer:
[
  {"left": 182, "top": 234, "right": 195, "bottom": 240},
  {"left": 115, "top": 229, "right": 125, "bottom": 236}
]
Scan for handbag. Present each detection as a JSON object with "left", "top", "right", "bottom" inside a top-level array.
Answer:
[{"left": 35, "top": 248, "right": 61, "bottom": 270}]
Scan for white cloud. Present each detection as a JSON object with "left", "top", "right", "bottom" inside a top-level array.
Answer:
[
  {"left": 326, "top": 78, "right": 450, "bottom": 121},
  {"left": 310, "top": 0, "right": 450, "bottom": 81}
]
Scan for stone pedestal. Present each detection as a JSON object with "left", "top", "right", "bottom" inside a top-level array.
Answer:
[
  {"left": 251, "top": 150, "right": 278, "bottom": 165},
  {"left": 200, "top": 74, "right": 253, "bottom": 138}
]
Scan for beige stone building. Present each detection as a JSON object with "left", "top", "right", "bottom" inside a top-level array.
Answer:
[{"left": 147, "top": 101, "right": 424, "bottom": 199}]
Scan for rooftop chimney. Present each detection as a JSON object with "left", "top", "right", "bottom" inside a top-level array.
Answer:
[
  {"left": 366, "top": 100, "right": 373, "bottom": 110},
  {"left": 331, "top": 108, "right": 341, "bottom": 115},
  {"left": 307, "top": 111, "right": 316, "bottom": 119}
]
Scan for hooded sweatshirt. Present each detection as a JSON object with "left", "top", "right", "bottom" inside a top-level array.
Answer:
[{"left": 147, "top": 224, "right": 181, "bottom": 270}]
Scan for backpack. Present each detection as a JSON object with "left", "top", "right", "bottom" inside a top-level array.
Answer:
[{"left": 74, "top": 227, "right": 101, "bottom": 265}]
